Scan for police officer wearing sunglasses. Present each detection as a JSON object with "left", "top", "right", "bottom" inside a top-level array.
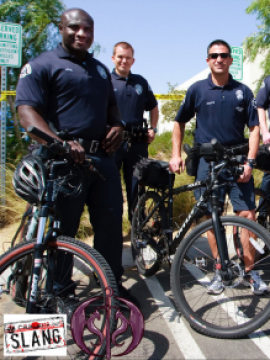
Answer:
[{"left": 169, "top": 40, "right": 267, "bottom": 295}]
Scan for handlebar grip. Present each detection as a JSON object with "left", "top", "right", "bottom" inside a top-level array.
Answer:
[
  {"left": 211, "top": 138, "right": 225, "bottom": 152},
  {"left": 27, "top": 126, "right": 56, "bottom": 144}
]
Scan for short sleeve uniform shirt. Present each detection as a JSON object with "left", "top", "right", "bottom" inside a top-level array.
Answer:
[
  {"left": 111, "top": 70, "right": 157, "bottom": 128},
  {"left": 256, "top": 75, "right": 270, "bottom": 116},
  {"left": 16, "top": 44, "right": 117, "bottom": 141},
  {"left": 175, "top": 74, "right": 258, "bottom": 146}
]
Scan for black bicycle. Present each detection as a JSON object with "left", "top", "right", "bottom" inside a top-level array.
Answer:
[
  {"left": 0, "top": 126, "right": 118, "bottom": 359},
  {"left": 132, "top": 139, "right": 270, "bottom": 338}
]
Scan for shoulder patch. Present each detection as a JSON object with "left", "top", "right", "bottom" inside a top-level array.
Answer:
[
  {"left": 135, "top": 84, "right": 143, "bottom": 95},
  {"left": 97, "top": 65, "right": 107, "bottom": 79},
  {"left": 20, "top": 64, "right": 32, "bottom": 78}
]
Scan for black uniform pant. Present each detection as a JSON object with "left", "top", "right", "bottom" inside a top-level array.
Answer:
[
  {"left": 114, "top": 141, "right": 148, "bottom": 220},
  {"left": 55, "top": 151, "right": 124, "bottom": 283}
]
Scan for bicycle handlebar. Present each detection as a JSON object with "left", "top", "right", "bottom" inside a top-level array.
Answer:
[{"left": 27, "top": 126, "right": 105, "bottom": 180}]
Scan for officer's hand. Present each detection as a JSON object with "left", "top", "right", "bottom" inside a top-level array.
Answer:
[
  {"left": 102, "top": 126, "right": 123, "bottom": 153},
  {"left": 67, "top": 140, "right": 85, "bottom": 164},
  {"left": 237, "top": 164, "right": 252, "bottom": 183},
  {"left": 148, "top": 129, "right": 155, "bottom": 143},
  {"left": 169, "top": 156, "right": 185, "bottom": 175},
  {"left": 263, "top": 132, "right": 270, "bottom": 144}
]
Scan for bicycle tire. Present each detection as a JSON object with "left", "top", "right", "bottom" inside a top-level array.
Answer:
[
  {"left": 170, "top": 216, "right": 270, "bottom": 338},
  {"left": 131, "top": 191, "right": 167, "bottom": 276},
  {"left": 0, "top": 236, "right": 118, "bottom": 359}
]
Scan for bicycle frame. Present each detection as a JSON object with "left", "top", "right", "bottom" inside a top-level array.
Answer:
[
  {"left": 25, "top": 158, "right": 68, "bottom": 313},
  {"left": 136, "top": 159, "right": 235, "bottom": 276}
]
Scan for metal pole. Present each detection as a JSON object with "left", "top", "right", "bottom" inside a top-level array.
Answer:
[{"left": 1, "top": 66, "right": 7, "bottom": 212}]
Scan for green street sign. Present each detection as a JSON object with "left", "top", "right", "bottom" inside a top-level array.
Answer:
[
  {"left": 0, "top": 22, "right": 22, "bottom": 68},
  {"left": 229, "top": 47, "right": 243, "bottom": 81}
]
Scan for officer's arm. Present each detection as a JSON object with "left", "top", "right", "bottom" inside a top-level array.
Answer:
[
  {"left": 102, "top": 104, "right": 123, "bottom": 153},
  {"left": 248, "top": 125, "right": 260, "bottom": 160},
  {"left": 258, "top": 108, "right": 270, "bottom": 144},
  {"left": 18, "top": 105, "right": 86, "bottom": 164},
  {"left": 18, "top": 105, "right": 62, "bottom": 144},
  {"left": 237, "top": 125, "right": 260, "bottom": 183},
  {"left": 169, "top": 122, "right": 186, "bottom": 174},
  {"left": 150, "top": 105, "right": 159, "bottom": 129},
  {"left": 148, "top": 105, "right": 159, "bottom": 143}
]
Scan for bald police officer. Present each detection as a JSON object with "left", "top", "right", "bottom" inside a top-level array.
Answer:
[{"left": 16, "top": 8, "right": 138, "bottom": 304}]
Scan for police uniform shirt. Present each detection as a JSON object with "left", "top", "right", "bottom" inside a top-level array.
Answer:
[
  {"left": 16, "top": 44, "right": 117, "bottom": 141},
  {"left": 175, "top": 74, "right": 258, "bottom": 146},
  {"left": 111, "top": 69, "right": 157, "bottom": 128},
  {"left": 256, "top": 75, "right": 270, "bottom": 116}
]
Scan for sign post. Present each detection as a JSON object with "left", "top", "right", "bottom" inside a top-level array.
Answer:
[
  {"left": 0, "top": 22, "right": 22, "bottom": 215},
  {"left": 229, "top": 47, "right": 243, "bottom": 81}
]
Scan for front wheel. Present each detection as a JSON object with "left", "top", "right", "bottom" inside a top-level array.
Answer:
[
  {"left": 171, "top": 216, "right": 270, "bottom": 339},
  {"left": 0, "top": 236, "right": 118, "bottom": 359}
]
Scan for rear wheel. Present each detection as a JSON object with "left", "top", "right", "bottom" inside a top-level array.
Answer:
[
  {"left": 131, "top": 191, "right": 167, "bottom": 276},
  {"left": 0, "top": 236, "right": 118, "bottom": 359},
  {"left": 171, "top": 216, "right": 270, "bottom": 338}
]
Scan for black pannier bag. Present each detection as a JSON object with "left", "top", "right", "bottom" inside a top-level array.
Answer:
[
  {"left": 255, "top": 145, "right": 270, "bottom": 173},
  {"left": 133, "top": 158, "right": 175, "bottom": 189}
]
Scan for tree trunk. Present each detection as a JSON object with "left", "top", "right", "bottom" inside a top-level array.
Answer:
[{"left": 7, "top": 95, "right": 23, "bottom": 149}]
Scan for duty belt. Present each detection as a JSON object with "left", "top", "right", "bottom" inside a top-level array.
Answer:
[{"left": 76, "top": 138, "right": 100, "bottom": 153}]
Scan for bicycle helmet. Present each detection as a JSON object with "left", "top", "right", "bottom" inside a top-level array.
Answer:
[{"left": 13, "top": 155, "right": 47, "bottom": 204}]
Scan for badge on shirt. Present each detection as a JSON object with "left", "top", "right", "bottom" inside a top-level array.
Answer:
[
  {"left": 135, "top": 84, "right": 143, "bottom": 95},
  {"left": 97, "top": 65, "right": 107, "bottom": 79},
  {"left": 19, "top": 64, "right": 32, "bottom": 78},
  {"left": 235, "top": 90, "right": 243, "bottom": 101}
]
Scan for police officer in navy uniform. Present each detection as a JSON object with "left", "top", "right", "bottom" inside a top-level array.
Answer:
[
  {"left": 255, "top": 77, "right": 270, "bottom": 219},
  {"left": 169, "top": 39, "right": 268, "bottom": 295},
  {"left": 111, "top": 42, "right": 159, "bottom": 221},
  {"left": 15, "top": 8, "right": 138, "bottom": 304}
]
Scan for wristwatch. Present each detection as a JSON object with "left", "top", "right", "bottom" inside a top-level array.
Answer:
[
  {"left": 245, "top": 159, "right": 256, "bottom": 169},
  {"left": 149, "top": 127, "right": 158, "bottom": 133}
]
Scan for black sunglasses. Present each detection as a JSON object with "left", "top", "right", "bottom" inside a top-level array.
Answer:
[{"left": 208, "top": 53, "right": 230, "bottom": 59}]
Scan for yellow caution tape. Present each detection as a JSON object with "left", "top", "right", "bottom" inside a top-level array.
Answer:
[
  {"left": 154, "top": 94, "right": 185, "bottom": 100},
  {"left": 0, "top": 91, "right": 184, "bottom": 102},
  {"left": 0, "top": 90, "right": 16, "bottom": 102}
]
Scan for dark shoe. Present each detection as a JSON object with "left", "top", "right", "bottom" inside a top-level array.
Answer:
[{"left": 118, "top": 284, "right": 140, "bottom": 309}]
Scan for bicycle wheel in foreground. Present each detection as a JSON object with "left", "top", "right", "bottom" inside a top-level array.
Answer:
[
  {"left": 171, "top": 216, "right": 270, "bottom": 338},
  {"left": 131, "top": 191, "right": 167, "bottom": 276},
  {"left": 0, "top": 236, "right": 118, "bottom": 359}
]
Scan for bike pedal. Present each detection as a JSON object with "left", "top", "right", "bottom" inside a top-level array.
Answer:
[{"left": 195, "top": 257, "right": 207, "bottom": 267}]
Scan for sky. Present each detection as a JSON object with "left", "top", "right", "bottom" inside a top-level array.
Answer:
[{"left": 63, "top": 0, "right": 259, "bottom": 94}]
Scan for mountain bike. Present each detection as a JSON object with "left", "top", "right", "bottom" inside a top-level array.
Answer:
[
  {"left": 0, "top": 126, "right": 118, "bottom": 359},
  {"left": 132, "top": 139, "right": 270, "bottom": 338}
]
